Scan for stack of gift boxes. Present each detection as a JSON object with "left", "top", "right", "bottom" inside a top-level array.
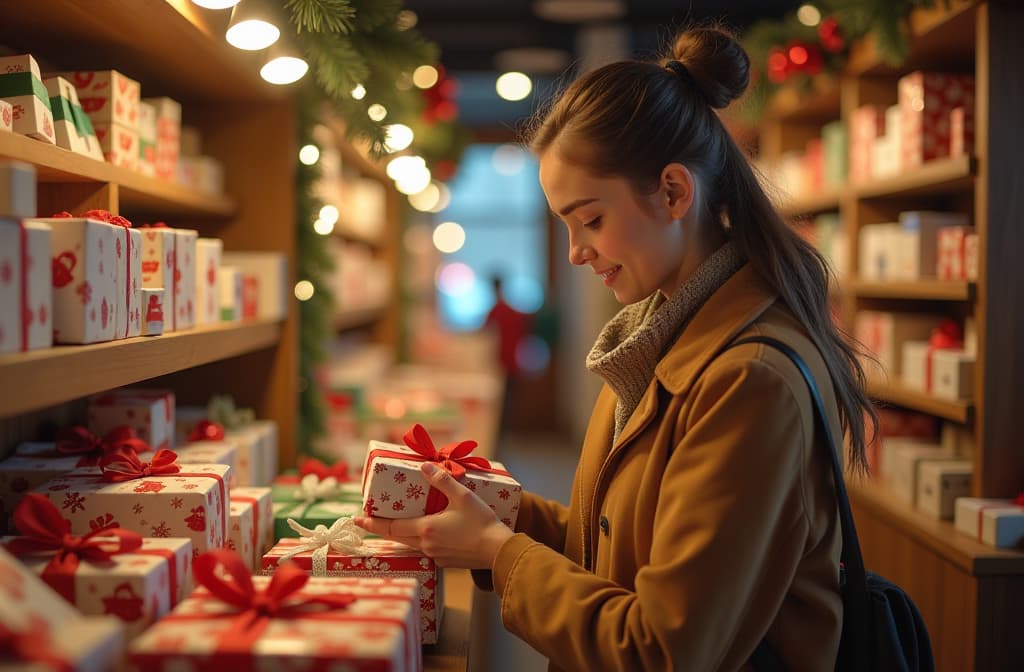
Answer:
[{"left": 1, "top": 386, "right": 521, "bottom": 668}]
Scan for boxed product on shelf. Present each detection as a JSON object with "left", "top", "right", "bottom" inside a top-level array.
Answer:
[
  {"left": 849, "top": 105, "right": 885, "bottom": 183},
  {"left": 140, "top": 287, "right": 164, "bottom": 335},
  {"left": 915, "top": 459, "right": 972, "bottom": 519},
  {"left": 241, "top": 272, "right": 259, "bottom": 319},
  {"left": 0, "top": 442, "right": 89, "bottom": 533},
  {"left": 881, "top": 439, "right": 954, "bottom": 506},
  {"left": 954, "top": 497, "right": 1024, "bottom": 548},
  {"left": 0, "top": 53, "right": 56, "bottom": 144},
  {"left": 172, "top": 227, "right": 198, "bottom": 330},
  {"left": 137, "top": 100, "right": 157, "bottom": 177},
  {"left": 43, "top": 75, "right": 104, "bottom": 159},
  {"left": 109, "top": 222, "right": 142, "bottom": 339},
  {"left": 854, "top": 310, "right": 942, "bottom": 380},
  {"left": 897, "top": 210, "right": 969, "bottom": 279},
  {"left": 803, "top": 138, "right": 824, "bottom": 194},
  {"left": 821, "top": 119, "right": 846, "bottom": 188},
  {"left": 221, "top": 251, "right": 289, "bottom": 321},
  {"left": 231, "top": 486, "right": 273, "bottom": 558},
  {"left": 898, "top": 71, "right": 975, "bottom": 168},
  {"left": 964, "top": 232, "right": 979, "bottom": 281},
  {"left": 869, "top": 105, "right": 902, "bottom": 179},
  {"left": 930, "top": 349, "right": 974, "bottom": 401},
  {"left": 34, "top": 216, "right": 119, "bottom": 344},
  {"left": 194, "top": 237, "right": 222, "bottom": 326},
  {"left": 857, "top": 222, "right": 902, "bottom": 280},
  {"left": 949, "top": 105, "right": 974, "bottom": 159},
  {"left": 62, "top": 70, "right": 140, "bottom": 131},
  {"left": 0, "top": 218, "right": 53, "bottom": 354},
  {"left": 0, "top": 99, "right": 11, "bottom": 132},
  {"left": 228, "top": 496, "right": 257, "bottom": 570},
  {"left": 143, "top": 97, "right": 181, "bottom": 182},
  {"left": 89, "top": 388, "right": 175, "bottom": 451},
  {"left": 0, "top": 160, "right": 35, "bottom": 218},
  {"left": 218, "top": 265, "right": 242, "bottom": 321},
  {"left": 176, "top": 402, "right": 279, "bottom": 487},
  {"left": 178, "top": 155, "right": 224, "bottom": 195},
  {"left": 937, "top": 225, "right": 975, "bottom": 280},
  {"left": 176, "top": 440, "right": 238, "bottom": 485},
  {"left": 900, "top": 340, "right": 929, "bottom": 391},
  {"left": 139, "top": 223, "right": 176, "bottom": 330},
  {"left": 93, "top": 121, "right": 140, "bottom": 170},
  {"left": 0, "top": 546, "right": 125, "bottom": 672}
]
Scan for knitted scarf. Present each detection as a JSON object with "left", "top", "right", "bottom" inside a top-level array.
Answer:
[{"left": 586, "top": 241, "right": 745, "bottom": 440}]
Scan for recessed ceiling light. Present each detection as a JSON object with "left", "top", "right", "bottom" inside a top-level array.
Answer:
[
  {"left": 533, "top": 0, "right": 625, "bottom": 23},
  {"left": 495, "top": 47, "right": 571, "bottom": 74}
]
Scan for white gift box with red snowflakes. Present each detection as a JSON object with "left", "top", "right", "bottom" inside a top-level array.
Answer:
[
  {"left": 139, "top": 225, "right": 176, "bottom": 329},
  {"left": 108, "top": 224, "right": 142, "bottom": 338},
  {"left": 176, "top": 440, "right": 238, "bottom": 487},
  {"left": 231, "top": 486, "right": 273, "bottom": 558},
  {"left": 228, "top": 497, "right": 256, "bottom": 571},
  {"left": 899, "top": 72, "right": 975, "bottom": 168},
  {"left": 0, "top": 219, "right": 53, "bottom": 354},
  {"left": 262, "top": 536, "right": 444, "bottom": 644},
  {"left": 172, "top": 228, "right": 197, "bottom": 330},
  {"left": 361, "top": 439, "right": 522, "bottom": 528},
  {"left": 30, "top": 462, "right": 231, "bottom": 556},
  {"left": 0, "top": 54, "right": 56, "bottom": 144},
  {"left": 88, "top": 388, "right": 176, "bottom": 451},
  {"left": 194, "top": 237, "right": 222, "bottom": 326},
  {"left": 35, "top": 216, "right": 119, "bottom": 344},
  {"left": 0, "top": 443, "right": 91, "bottom": 533},
  {"left": 4, "top": 536, "right": 192, "bottom": 640},
  {"left": 128, "top": 575, "right": 422, "bottom": 671}
]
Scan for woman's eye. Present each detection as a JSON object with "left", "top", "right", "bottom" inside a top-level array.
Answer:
[{"left": 584, "top": 216, "right": 602, "bottom": 229}]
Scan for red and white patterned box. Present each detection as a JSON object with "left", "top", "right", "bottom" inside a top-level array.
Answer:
[
  {"left": 143, "top": 97, "right": 181, "bottom": 182},
  {"left": 0, "top": 54, "right": 56, "bottom": 144},
  {"left": 0, "top": 99, "right": 12, "bottom": 132},
  {"left": 89, "top": 388, "right": 176, "bottom": 450},
  {"left": 177, "top": 440, "right": 238, "bottom": 487},
  {"left": 108, "top": 223, "right": 142, "bottom": 338},
  {"left": 173, "top": 228, "right": 198, "bottom": 330},
  {"left": 35, "top": 216, "right": 119, "bottom": 344},
  {"left": 262, "top": 536, "right": 444, "bottom": 644},
  {"left": 849, "top": 105, "right": 885, "bottom": 183},
  {"left": 0, "top": 219, "right": 53, "bottom": 353},
  {"left": 241, "top": 273, "right": 259, "bottom": 319},
  {"left": 0, "top": 546, "right": 125, "bottom": 670},
  {"left": 964, "top": 232, "right": 979, "bottom": 281},
  {"left": 139, "top": 224, "right": 175, "bottom": 327},
  {"left": 43, "top": 76, "right": 94, "bottom": 157},
  {"left": 232, "top": 486, "right": 273, "bottom": 558},
  {"left": 176, "top": 410, "right": 278, "bottom": 487},
  {"left": 62, "top": 70, "right": 140, "bottom": 130},
  {"left": 141, "top": 287, "right": 164, "bottom": 336},
  {"left": 137, "top": 100, "right": 157, "bottom": 177},
  {"left": 31, "top": 462, "right": 231, "bottom": 556},
  {"left": 937, "top": 225, "right": 975, "bottom": 280},
  {"left": 228, "top": 497, "right": 256, "bottom": 570},
  {"left": 954, "top": 498, "right": 1024, "bottom": 548},
  {"left": 93, "top": 121, "right": 140, "bottom": 170},
  {"left": 195, "top": 237, "right": 222, "bottom": 326},
  {"left": 361, "top": 438, "right": 521, "bottom": 528},
  {"left": 0, "top": 443, "right": 89, "bottom": 532},
  {"left": 128, "top": 574, "right": 422, "bottom": 671},
  {"left": 899, "top": 71, "right": 974, "bottom": 168}
]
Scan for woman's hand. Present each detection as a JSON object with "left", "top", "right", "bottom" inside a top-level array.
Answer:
[{"left": 353, "top": 462, "right": 514, "bottom": 570}]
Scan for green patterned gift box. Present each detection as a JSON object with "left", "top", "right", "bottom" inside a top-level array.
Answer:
[{"left": 271, "top": 498, "right": 363, "bottom": 540}]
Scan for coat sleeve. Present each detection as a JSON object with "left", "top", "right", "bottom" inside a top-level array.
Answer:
[{"left": 491, "top": 355, "right": 815, "bottom": 671}]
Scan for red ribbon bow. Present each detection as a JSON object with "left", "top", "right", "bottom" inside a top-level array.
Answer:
[
  {"left": 100, "top": 448, "right": 181, "bottom": 482},
  {"left": 298, "top": 458, "right": 351, "bottom": 482},
  {"left": 189, "top": 419, "right": 226, "bottom": 442},
  {"left": 0, "top": 614, "right": 73, "bottom": 672},
  {"left": 1014, "top": 492, "right": 1024, "bottom": 507},
  {"left": 193, "top": 550, "right": 356, "bottom": 650},
  {"left": 51, "top": 209, "right": 132, "bottom": 228},
  {"left": 402, "top": 423, "right": 490, "bottom": 481},
  {"left": 55, "top": 425, "right": 152, "bottom": 466},
  {"left": 925, "top": 320, "right": 964, "bottom": 391},
  {"left": 5, "top": 493, "right": 142, "bottom": 602}
]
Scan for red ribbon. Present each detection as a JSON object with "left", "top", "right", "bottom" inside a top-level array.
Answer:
[
  {"left": 924, "top": 320, "right": 963, "bottom": 392},
  {"left": 362, "top": 423, "right": 507, "bottom": 515},
  {"left": 1015, "top": 492, "right": 1024, "bottom": 507},
  {"left": 132, "top": 545, "right": 182, "bottom": 606},
  {"left": 0, "top": 614, "right": 74, "bottom": 672},
  {"left": 189, "top": 419, "right": 226, "bottom": 442},
  {"left": 17, "top": 222, "right": 29, "bottom": 350},
  {"left": 100, "top": 448, "right": 181, "bottom": 482},
  {"left": 56, "top": 425, "right": 152, "bottom": 466},
  {"left": 4, "top": 493, "right": 142, "bottom": 602},
  {"left": 299, "top": 458, "right": 351, "bottom": 483}
]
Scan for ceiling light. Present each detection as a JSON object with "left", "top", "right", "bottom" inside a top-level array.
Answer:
[
  {"left": 496, "top": 72, "right": 532, "bottom": 101},
  {"left": 260, "top": 42, "right": 308, "bottom": 85},
  {"left": 191, "top": 0, "right": 241, "bottom": 8},
  {"left": 533, "top": 0, "right": 625, "bottom": 23},
  {"left": 225, "top": 0, "right": 280, "bottom": 51}
]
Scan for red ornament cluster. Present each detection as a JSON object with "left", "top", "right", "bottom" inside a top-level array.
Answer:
[
  {"left": 765, "top": 17, "right": 845, "bottom": 85},
  {"left": 421, "top": 65, "right": 458, "bottom": 125}
]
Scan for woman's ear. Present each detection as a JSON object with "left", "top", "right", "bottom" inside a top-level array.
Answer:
[{"left": 661, "top": 162, "right": 695, "bottom": 220}]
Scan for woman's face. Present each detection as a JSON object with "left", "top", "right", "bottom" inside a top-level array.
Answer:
[{"left": 539, "top": 150, "right": 691, "bottom": 305}]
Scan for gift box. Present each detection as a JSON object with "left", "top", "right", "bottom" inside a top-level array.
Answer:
[
  {"left": 900, "top": 341, "right": 929, "bottom": 391},
  {"left": 222, "top": 251, "right": 289, "bottom": 321},
  {"left": 949, "top": 105, "right": 974, "bottom": 159},
  {"left": 89, "top": 388, "right": 175, "bottom": 450},
  {"left": 0, "top": 443, "right": 87, "bottom": 533},
  {"left": 43, "top": 76, "right": 101, "bottom": 158},
  {"left": 231, "top": 486, "right": 273, "bottom": 558},
  {"left": 881, "top": 440, "right": 954, "bottom": 506},
  {"left": 853, "top": 310, "right": 941, "bottom": 380},
  {"left": 273, "top": 489, "right": 363, "bottom": 541},
  {"left": 963, "top": 232, "right": 979, "bottom": 281},
  {"left": 915, "top": 460, "right": 972, "bottom": 519},
  {"left": 1, "top": 160, "right": 35, "bottom": 218},
  {"left": 938, "top": 225, "right": 975, "bottom": 281},
  {"left": 141, "top": 287, "right": 165, "bottom": 336},
  {"left": 857, "top": 223, "right": 902, "bottom": 281},
  {"left": 362, "top": 425, "right": 521, "bottom": 527},
  {"left": 180, "top": 155, "right": 225, "bottom": 195},
  {"left": 143, "top": 97, "right": 181, "bottom": 182},
  {"left": 219, "top": 265, "right": 242, "bottom": 321},
  {"left": 954, "top": 498, "right": 1024, "bottom": 549},
  {"left": 176, "top": 440, "right": 238, "bottom": 486},
  {"left": 821, "top": 119, "right": 846, "bottom": 188},
  {"left": 108, "top": 222, "right": 142, "bottom": 338},
  {"left": 195, "top": 237, "right": 222, "bottom": 326},
  {"left": 930, "top": 349, "right": 974, "bottom": 401},
  {"left": 897, "top": 211, "right": 969, "bottom": 279},
  {"left": 849, "top": 105, "right": 885, "bottom": 183},
  {"left": 173, "top": 228, "right": 198, "bottom": 330},
  {"left": 3, "top": 493, "right": 188, "bottom": 639},
  {"left": 262, "top": 522, "right": 443, "bottom": 643},
  {"left": 899, "top": 72, "right": 974, "bottom": 168},
  {"left": 0, "top": 54, "right": 56, "bottom": 144},
  {"left": 129, "top": 551, "right": 422, "bottom": 671},
  {"left": 93, "top": 121, "right": 140, "bottom": 170},
  {"left": 228, "top": 497, "right": 256, "bottom": 571},
  {"left": 0, "top": 99, "right": 11, "bottom": 132},
  {"left": 0, "top": 219, "right": 53, "bottom": 353},
  {"left": 63, "top": 70, "right": 140, "bottom": 129},
  {"left": 137, "top": 100, "right": 157, "bottom": 177},
  {"left": 139, "top": 223, "right": 175, "bottom": 326},
  {"left": 32, "top": 451, "right": 230, "bottom": 555},
  {"left": 35, "top": 216, "right": 119, "bottom": 344},
  {"left": 0, "top": 547, "right": 125, "bottom": 671},
  {"left": 241, "top": 273, "right": 259, "bottom": 319},
  {"left": 177, "top": 404, "right": 278, "bottom": 487}
]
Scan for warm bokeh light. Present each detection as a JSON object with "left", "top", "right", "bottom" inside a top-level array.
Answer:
[
  {"left": 192, "top": 0, "right": 240, "bottom": 9},
  {"left": 312, "top": 218, "right": 335, "bottom": 235},
  {"left": 298, "top": 144, "right": 320, "bottom": 165},
  {"left": 294, "top": 280, "right": 315, "bottom": 301},
  {"left": 428, "top": 182, "right": 451, "bottom": 213},
  {"left": 318, "top": 204, "right": 339, "bottom": 225},
  {"left": 367, "top": 103, "right": 388, "bottom": 121},
  {"left": 797, "top": 4, "right": 822, "bottom": 27},
  {"left": 350, "top": 84, "right": 367, "bottom": 100},
  {"left": 260, "top": 56, "right": 308, "bottom": 85},
  {"left": 432, "top": 221, "right": 466, "bottom": 254},
  {"left": 226, "top": 19, "right": 279, "bottom": 51},
  {"left": 413, "top": 65, "right": 439, "bottom": 89},
  {"left": 436, "top": 262, "right": 475, "bottom": 296},
  {"left": 496, "top": 71, "right": 532, "bottom": 101},
  {"left": 384, "top": 124, "right": 414, "bottom": 152},
  {"left": 408, "top": 183, "right": 441, "bottom": 212}
]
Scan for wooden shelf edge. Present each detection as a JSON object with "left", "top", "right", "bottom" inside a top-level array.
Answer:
[
  {"left": 0, "top": 131, "right": 236, "bottom": 217},
  {"left": 847, "top": 477, "right": 1024, "bottom": 575},
  {"left": 780, "top": 187, "right": 844, "bottom": 218},
  {"left": 333, "top": 305, "right": 387, "bottom": 332},
  {"left": 852, "top": 279, "right": 974, "bottom": 301},
  {"left": 854, "top": 155, "right": 975, "bottom": 199},
  {"left": 0, "top": 320, "right": 281, "bottom": 418},
  {"left": 868, "top": 379, "right": 972, "bottom": 423}
]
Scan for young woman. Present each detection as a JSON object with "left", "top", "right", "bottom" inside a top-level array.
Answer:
[{"left": 356, "top": 26, "right": 876, "bottom": 672}]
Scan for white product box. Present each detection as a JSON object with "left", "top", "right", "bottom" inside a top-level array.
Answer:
[
  {"left": 916, "top": 459, "right": 972, "bottom": 519},
  {"left": 219, "top": 265, "right": 242, "bottom": 321},
  {"left": 172, "top": 228, "right": 198, "bottom": 330},
  {"left": 141, "top": 287, "right": 165, "bottom": 336},
  {"left": 898, "top": 211, "right": 969, "bottom": 279},
  {"left": 930, "top": 349, "right": 974, "bottom": 401},
  {"left": 1, "top": 159, "right": 36, "bottom": 219},
  {"left": 0, "top": 219, "right": 52, "bottom": 353},
  {"left": 901, "top": 340, "right": 929, "bottom": 392},
  {"left": 194, "top": 238, "right": 222, "bottom": 326},
  {"left": 881, "top": 440, "right": 950, "bottom": 505},
  {"left": 955, "top": 497, "right": 1024, "bottom": 548},
  {"left": 0, "top": 54, "right": 56, "bottom": 144},
  {"left": 221, "top": 251, "right": 289, "bottom": 321}
]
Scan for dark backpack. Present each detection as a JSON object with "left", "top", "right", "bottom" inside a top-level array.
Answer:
[{"left": 729, "top": 336, "right": 936, "bottom": 672}]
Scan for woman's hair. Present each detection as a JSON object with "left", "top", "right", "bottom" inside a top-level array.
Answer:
[{"left": 528, "top": 26, "right": 877, "bottom": 473}]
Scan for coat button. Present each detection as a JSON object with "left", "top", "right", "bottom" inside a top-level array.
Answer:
[{"left": 599, "top": 515, "right": 610, "bottom": 536}]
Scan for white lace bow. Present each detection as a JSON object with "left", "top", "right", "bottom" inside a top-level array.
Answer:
[
  {"left": 279, "top": 516, "right": 370, "bottom": 575},
  {"left": 292, "top": 473, "right": 341, "bottom": 503}
]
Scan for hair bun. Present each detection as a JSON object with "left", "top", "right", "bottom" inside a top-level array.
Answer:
[{"left": 672, "top": 27, "right": 750, "bottom": 109}]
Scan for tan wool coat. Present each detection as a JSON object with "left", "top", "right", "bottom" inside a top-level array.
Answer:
[{"left": 481, "top": 264, "right": 844, "bottom": 671}]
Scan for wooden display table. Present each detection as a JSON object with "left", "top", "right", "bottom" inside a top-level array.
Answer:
[{"left": 425, "top": 569, "right": 474, "bottom": 671}]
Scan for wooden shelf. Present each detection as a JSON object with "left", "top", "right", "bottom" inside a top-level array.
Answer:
[
  {"left": 854, "top": 155, "right": 975, "bottom": 200},
  {"left": 852, "top": 279, "right": 975, "bottom": 301},
  {"left": 0, "top": 131, "right": 236, "bottom": 217},
  {"left": 0, "top": 320, "right": 281, "bottom": 418},
  {"left": 765, "top": 81, "right": 841, "bottom": 124},
  {"left": 333, "top": 305, "right": 387, "bottom": 332},
  {"left": 868, "top": 379, "right": 973, "bottom": 423},
  {"left": 847, "top": 478, "right": 1024, "bottom": 575},
  {"left": 779, "top": 186, "right": 843, "bottom": 218}
]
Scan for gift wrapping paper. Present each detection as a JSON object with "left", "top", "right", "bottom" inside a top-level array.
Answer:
[
  {"left": 231, "top": 486, "right": 273, "bottom": 558},
  {"left": 140, "top": 224, "right": 176, "bottom": 329},
  {"left": 62, "top": 70, "right": 140, "bottom": 129},
  {"left": 954, "top": 498, "right": 1024, "bottom": 549},
  {"left": 937, "top": 225, "right": 974, "bottom": 280},
  {"left": 32, "top": 463, "right": 231, "bottom": 555},
  {"left": 0, "top": 54, "right": 56, "bottom": 144},
  {"left": 141, "top": 287, "right": 165, "bottom": 335},
  {"left": 89, "top": 388, "right": 175, "bottom": 450},
  {"left": 915, "top": 459, "right": 972, "bottom": 519},
  {"left": 262, "top": 536, "right": 444, "bottom": 644},
  {"left": 143, "top": 97, "right": 181, "bottom": 182},
  {"left": 43, "top": 75, "right": 98, "bottom": 157},
  {"left": 0, "top": 548, "right": 125, "bottom": 672},
  {"left": 849, "top": 105, "right": 885, "bottom": 183},
  {"left": 219, "top": 265, "right": 242, "bottom": 322},
  {"left": 898, "top": 72, "right": 974, "bottom": 168},
  {"left": 0, "top": 99, "right": 11, "bottom": 132},
  {"left": 93, "top": 121, "right": 140, "bottom": 170},
  {"left": 362, "top": 439, "right": 522, "bottom": 527},
  {"left": 241, "top": 273, "right": 259, "bottom": 319},
  {"left": 128, "top": 575, "right": 422, "bottom": 671},
  {"left": 228, "top": 498, "right": 256, "bottom": 571},
  {"left": 0, "top": 219, "right": 53, "bottom": 353},
  {"left": 0, "top": 160, "right": 35, "bottom": 218},
  {"left": 138, "top": 100, "right": 157, "bottom": 177},
  {"left": 173, "top": 228, "right": 198, "bottom": 330},
  {"left": 949, "top": 105, "right": 974, "bottom": 159},
  {"left": 4, "top": 536, "right": 192, "bottom": 639},
  {"left": 0, "top": 443, "right": 90, "bottom": 533},
  {"left": 36, "top": 216, "right": 119, "bottom": 344},
  {"left": 110, "top": 224, "right": 142, "bottom": 338},
  {"left": 195, "top": 237, "right": 222, "bottom": 326}
]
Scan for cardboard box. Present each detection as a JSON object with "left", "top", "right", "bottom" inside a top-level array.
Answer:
[
  {"left": 89, "top": 388, "right": 175, "bottom": 451},
  {"left": 194, "top": 237, "right": 222, "bottom": 326},
  {"left": 0, "top": 54, "right": 56, "bottom": 144},
  {"left": 930, "top": 349, "right": 974, "bottom": 400},
  {"left": 63, "top": 70, "right": 140, "bottom": 130},
  {"left": 881, "top": 440, "right": 950, "bottom": 505},
  {"left": 899, "top": 72, "right": 975, "bottom": 167},
  {"left": 915, "top": 459, "right": 972, "bottom": 519},
  {"left": 172, "top": 228, "right": 198, "bottom": 330},
  {"left": 955, "top": 498, "right": 1024, "bottom": 548}
]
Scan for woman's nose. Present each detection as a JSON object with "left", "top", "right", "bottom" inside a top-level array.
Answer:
[{"left": 568, "top": 240, "right": 595, "bottom": 266}]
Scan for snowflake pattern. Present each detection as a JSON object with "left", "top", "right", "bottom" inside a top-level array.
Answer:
[
  {"left": 170, "top": 496, "right": 183, "bottom": 509},
  {"left": 373, "top": 463, "right": 388, "bottom": 475},
  {"left": 62, "top": 491, "right": 86, "bottom": 513},
  {"left": 182, "top": 483, "right": 199, "bottom": 490},
  {"left": 393, "top": 471, "right": 407, "bottom": 484},
  {"left": 151, "top": 521, "right": 171, "bottom": 537},
  {"left": 465, "top": 481, "right": 477, "bottom": 492},
  {"left": 391, "top": 500, "right": 405, "bottom": 512},
  {"left": 132, "top": 503, "right": 144, "bottom": 515},
  {"left": 363, "top": 498, "right": 378, "bottom": 516},
  {"left": 498, "top": 488, "right": 511, "bottom": 500},
  {"left": 379, "top": 492, "right": 391, "bottom": 502},
  {"left": 405, "top": 484, "right": 425, "bottom": 500}
]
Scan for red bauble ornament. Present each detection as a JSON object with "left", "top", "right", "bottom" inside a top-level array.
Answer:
[
  {"left": 818, "top": 17, "right": 845, "bottom": 53},
  {"left": 766, "top": 47, "right": 790, "bottom": 84}
]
